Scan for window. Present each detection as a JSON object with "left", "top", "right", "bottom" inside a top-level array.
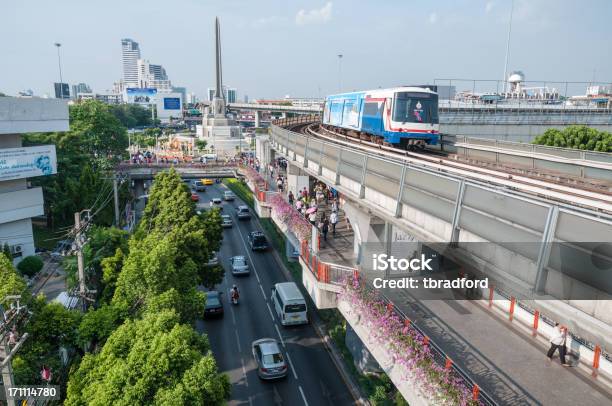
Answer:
[
  {"left": 363, "top": 101, "right": 382, "bottom": 116},
  {"left": 392, "top": 92, "right": 439, "bottom": 124},
  {"left": 285, "top": 303, "right": 306, "bottom": 313},
  {"left": 263, "top": 353, "right": 284, "bottom": 364},
  {"left": 275, "top": 290, "right": 284, "bottom": 308}
]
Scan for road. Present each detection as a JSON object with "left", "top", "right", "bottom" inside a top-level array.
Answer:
[{"left": 194, "top": 182, "right": 355, "bottom": 406}]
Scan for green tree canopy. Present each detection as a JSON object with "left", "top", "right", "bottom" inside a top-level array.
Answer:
[
  {"left": 65, "top": 310, "right": 230, "bottom": 406},
  {"left": 533, "top": 125, "right": 612, "bottom": 152},
  {"left": 109, "top": 104, "right": 153, "bottom": 129},
  {"left": 0, "top": 253, "right": 27, "bottom": 305}
]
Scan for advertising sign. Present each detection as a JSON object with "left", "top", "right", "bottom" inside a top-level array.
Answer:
[
  {"left": 126, "top": 88, "right": 157, "bottom": 105},
  {"left": 0, "top": 145, "right": 57, "bottom": 181},
  {"left": 163, "top": 97, "right": 181, "bottom": 110}
]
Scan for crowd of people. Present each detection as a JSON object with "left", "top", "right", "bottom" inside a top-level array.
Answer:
[{"left": 288, "top": 182, "right": 340, "bottom": 242}]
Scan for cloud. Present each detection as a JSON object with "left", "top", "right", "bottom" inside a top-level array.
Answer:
[
  {"left": 485, "top": 1, "right": 494, "bottom": 13},
  {"left": 296, "top": 2, "right": 333, "bottom": 26},
  {"left": 428, "top": 12, "right": 438, "bottom": 24},
  {"left": 251, "top": 16, "right": 286, "bottom": 28}
]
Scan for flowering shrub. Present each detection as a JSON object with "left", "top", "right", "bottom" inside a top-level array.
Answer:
[
  {"left": 268, "top": 194, "right": 312, "bottom": 242},
  {"left": 339, "top": 277, "right": 480, "bottom": 406},
  {"left": 242, "top": 166, "right": 265, "bottom": 187}
]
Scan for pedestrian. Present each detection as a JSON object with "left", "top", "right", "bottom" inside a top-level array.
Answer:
[
  {"left": 330, "top": 210, "right": 338, "bottom": 236},
  {"left": 308, "top": 210, "right": 317, "bottom": 225},
  {"left": 296, "top": 199, "right": 303, "bottom": 211},
  {"left": 331, "top": 198, "right": 338, "bottom": 213},
  {"left": 288, "top": 191, "right": 294, "bottom": 205},
  {"left": 321, "top": 219, "right": 329, "bottom": 241},
  {"left": 547, "top": 323, "right": 570, "bottom": 366}
]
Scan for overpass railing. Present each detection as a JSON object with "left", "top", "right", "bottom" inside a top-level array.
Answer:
[
  {"left": 272, "top": 114, "right": 320, "bottom": 128},
  {"left": 117, "top": 161, "right": 238, "bottom": 170}
]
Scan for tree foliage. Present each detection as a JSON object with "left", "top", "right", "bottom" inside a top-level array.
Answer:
[
  {"left": 65, "top": 310, "right": 230, "bottom": 406},
  {"left": 108, "top": 104, "right": 153, "bottom": 129},
  {"left": 0, "top": 253, "right": 27, "bottom": 305},
  {"left": 533, "top": 125, "right": 612, "bottom": 152},
  {"left": 16, "top": 255, "right": 44, "bottom": 277}
]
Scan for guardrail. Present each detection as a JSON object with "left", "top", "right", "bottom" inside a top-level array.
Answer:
[
  {"left": 272, "top": 114, "right": 320, "bottom": 128},
  {"left": 117, "top": 161, "right": 238, "bottom": 170}
]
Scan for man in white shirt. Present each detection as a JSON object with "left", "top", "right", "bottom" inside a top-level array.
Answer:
[{"left": 547, "top": 322, "right": 569, "bottom": 366}]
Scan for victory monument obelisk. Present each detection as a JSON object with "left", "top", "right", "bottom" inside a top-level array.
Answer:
[{"left": 201, "top": 17, "right": 242, "bottom": 153}]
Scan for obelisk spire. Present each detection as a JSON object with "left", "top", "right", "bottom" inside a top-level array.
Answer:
[{"left": 214, "top": 17, "right": 223, "bottom": 99}]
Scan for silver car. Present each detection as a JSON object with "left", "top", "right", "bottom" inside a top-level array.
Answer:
[
  {"left": 206, "top": 251, "right": 219, "bottom": 267},
  {"left": 223, "top": 191, "right": 236, "bottom": 201},
  {"left": 252, "top": 338, "right": 288, "bottom": 380},
  {"left": 221, "top": 214, "right": 233, "bottom": 228},
  {"left": 230, "top": 255, "right": 250, "bottom": 275}
]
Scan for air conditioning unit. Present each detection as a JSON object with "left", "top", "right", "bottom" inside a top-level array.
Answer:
[{"left": 11, "top": 245, "right": 23, "bottom": 257}]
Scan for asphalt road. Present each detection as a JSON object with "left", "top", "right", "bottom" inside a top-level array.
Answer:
[{"left": 194, "top": 182, "right": 355, "bottom": 406}]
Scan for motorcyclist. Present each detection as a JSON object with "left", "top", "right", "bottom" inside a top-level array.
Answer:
[{"left": 231, "top": 285, "right": 240, "bottom": 303}]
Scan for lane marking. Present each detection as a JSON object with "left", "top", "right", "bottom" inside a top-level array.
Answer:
[
  {"left": 248, "top": 396, "right": 253, "bottom": 406},
  {"left": 229, "top": 304, "right": 237, "bottom": 326},
  {"left": 286, "top": 352, "right": 298, "bottom": 380},
  {"left": 235, "top": 329, "right": 242, "bottom": 352},
  {"left": 259, "top": 283, "right": 267, "bottom": 301},
  {"left": 275, "top": 324, "right": 285, "bottom": 347},
  {"left": 298, "top": 385, "right": 309, "bottom": 406},
  {"left": 254, "top": 269, "right": 261, "bottom": 283},
  {"left": 241, "top": 357, "right": 249, "bottom": 387},
  {"left": 266, "top": 302, "right": 275, "bottom": 322}
]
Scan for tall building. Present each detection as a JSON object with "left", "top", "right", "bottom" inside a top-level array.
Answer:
[
  {"left": 0, "top": 97, "right": 66, "bottom": 265},
  {"left": 121, "top": 38, "right": 141, "bottom": 87},
  {"left": 136, "top": 59, "right": 172, "bottom": 91},
  {"left": 243, "top": 94, "right": 249, "bottom": 103},
  {"left": 71, "top": 83, "right": 92, "bottom": 99},
  {"left": 207, "top": 85, "right": 236, "bottom": 102},
  {"left": 54, "top": 82, "right": 70, "bottom": 99},
  {"left": 186, "top": 92, "right": 198, "bottom": 104}
]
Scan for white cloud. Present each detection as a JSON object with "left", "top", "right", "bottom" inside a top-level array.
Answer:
[
  {"left": 485, "top": 1, "right": 494, "bottom": 13},
  {"left": 428, "top": 12, "right": 438, "bottom": 24},
  {"left": 296, "top": 2, "right": 333, "bottom": 26}
]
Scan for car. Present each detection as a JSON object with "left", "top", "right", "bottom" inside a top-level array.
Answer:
[
  {"left": 236, "top": 205, "right": 251, "bottom": 220},
  {"left": 51, "top": 240, "right": 73, "bottom": 259},
  {"left": 192, "top": 181, "right": 206, "bottom": 192},
  {"left": 204, "top": 291, "right": 224, "bottom": 318},
  {"left": 252, "top": 338, "right": 288, "bottom": 380},
  {"left": 190, "top": 193, "right": 200, "bottom": 202},
  {"left": 223, "top": 191, "right": 236, "bottom": 201},
  {"left": 206, "top": 251, "right": 219, "bottom": 267},
  {"left": 221, "top": 214, "right": 233, "bottom": 228},
  {"left": 248, "top": 231, "right": 268, "bottom": 251},
  {"left": 202, "top": 178, "right": 214, "bottom": 185},
  {"left": 230, "top": 255, "right": 250, "bottom": 275}
]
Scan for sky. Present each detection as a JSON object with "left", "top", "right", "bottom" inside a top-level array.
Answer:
[{"left": 2, "top": 0, "right": 611, "bottom": 100}]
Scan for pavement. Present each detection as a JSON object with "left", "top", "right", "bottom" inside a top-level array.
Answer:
[
  {"left": 31, "top": 257, "right": 65, "bottom": 301},
  {"left": 194, "top": 183, "right": 355, "bottom": 406}
]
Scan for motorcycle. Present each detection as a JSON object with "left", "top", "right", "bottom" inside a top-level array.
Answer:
[{"left": 230, "top": 289, "right": 239, "bottom": 305}]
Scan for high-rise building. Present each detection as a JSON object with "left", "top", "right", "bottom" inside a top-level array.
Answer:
[
  {"left": 243, "top": 94, "right": 249, "bottom": 103},
  {"left": 121, "top": 39, "right": 141, "bottom": 87},
  {"left": 207, "top": 85, "right": 236, "bottom": 102},
  {"left": 186, "top": 93, "right": 198, "bottom": 104},
  {"left": 71, "top": 83, "right": 92, "bottom": 99},
  {"left": 54, "top": 82, "right": 70, "bottom": 99},
  {"left": 137, "top": 59, "right": 172, "bottom": 91}
]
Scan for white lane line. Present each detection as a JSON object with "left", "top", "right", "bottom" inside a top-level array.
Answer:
[
  {"left": 286, "top": 352, "right": 298, "bottom": 380},
  {"left": 274, "top": 324, "right": 285, "bottom": 347},
  {"left": 254, "top": 268, "right": 261, "bottom": 283},
  {"left": 298, "top": 385, "right": 309, "bottom": 406},
  {"left": 259, "top": 283, "right": 267, "bottom": 301},
  {"left": 229, "top": 304, "right": 237, "bottom": 325},
  {"left": 235, "top": 329, "right": 242, "bottom": 352},
  {"left": 248, "top": 396, "right": 253, "bottom": 406},
  {"left": 266, "top": 302, "right": 275, "bottom": 322},
  {"left": 241, "top": 357, "right": 249, "bottom": 387}
]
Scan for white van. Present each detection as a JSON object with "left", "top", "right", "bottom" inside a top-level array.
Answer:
[{"left": 271, "top": 282, "right": 308, "bottom": 326}]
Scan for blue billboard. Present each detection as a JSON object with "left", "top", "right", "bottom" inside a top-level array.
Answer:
[{"left": 163, "top": 97, "right": 181, "bottom": 110}]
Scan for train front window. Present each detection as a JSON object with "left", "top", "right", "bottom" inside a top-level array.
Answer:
[{"left": 393, "top": 92, "right": 439, "bottom": 124}]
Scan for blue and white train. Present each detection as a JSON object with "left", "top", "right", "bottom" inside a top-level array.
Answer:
[{"left": 322, "top": 86, "right": 439, "bottom": 149}]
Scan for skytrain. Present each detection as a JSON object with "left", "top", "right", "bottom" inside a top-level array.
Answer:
[{"left": 322, "top": 86, "right": 440, "bottom": 149}]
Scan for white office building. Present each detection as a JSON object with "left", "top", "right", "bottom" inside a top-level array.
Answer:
[
  {"left": 121, "top": 38, "right": 141, "bottom": 87},
  {"left": 0, "top": 97, "right": 67, "bottom": 265},
  {"left": 137, "top": 59, "right": 172, "bottom": 91},
  {"left": 207, "top": 86, "right": 237, "bottom": 103}
]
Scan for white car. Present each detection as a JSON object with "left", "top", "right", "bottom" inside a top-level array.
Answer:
[{"left": 230, "top": 255, "right": 250, "bottom": 275}]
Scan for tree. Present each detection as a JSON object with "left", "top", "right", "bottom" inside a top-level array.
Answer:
[
  {"left": 12, "top": 297, "right": 81, "bottom": 386},
  {"left": 533, "top": 125, "right": 612, "bottom": 152},
  {"left": 83, "top": 226, "right": 129, "bottom": 296},
  {"left": 109, "top": 104, "right": 153, "bottom": 128},
  {"left": 2, "top": 242, "right": 12, "bottom": 261},
  {"left": 78, "top": 303, "right": 128, "bottom": 349},
  {"left": 0, "top": 253, "right": 27, "bottom": 305},
  {"left": 195, "top": 139, "right": 207, "bottom": 151},
  {"left": 17, "top": 255, "right": 44, "bottom": 278},
  {"left": 65, "top": 310, "right": 229, "bottom": 406}
]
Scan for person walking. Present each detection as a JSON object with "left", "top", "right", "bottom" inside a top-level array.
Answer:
[
  {"left": 547, "top": 323, "right": 570, "bottom": 366},
  {"left": 321, "top": 219, "right": 329, "bottom": 241},
  {"left": 288, "top": 191, "right": 294, "bottom": 205},
  {"left": 331, "top": 198, "right": 338, "bottom": 213},
  {"left": 330, "top": 210, "right": 338, "bottom": 236},
  {"left": 308, "top": 210, "right": 317, "bottom": 225}
]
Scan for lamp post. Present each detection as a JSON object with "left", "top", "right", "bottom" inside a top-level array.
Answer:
[
  {"left": 54, "top": 43, "right": 64, "bottom": 99},
  {"left": 502, "top": 0, "right": 514, "bottom": 93},
  {"left": 337, "top": 54, "right": 343, "bottom": 93}
]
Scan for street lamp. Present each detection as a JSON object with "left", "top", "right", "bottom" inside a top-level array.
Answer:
[
  {"left": 337, "top": 54, "right": 343, "bottom": 93},
  {"left": 54, "top": 42, "right": 64, "bottom": 99},
  {"left": 502, "top": 0, "right": 514, "bottom": 93}
]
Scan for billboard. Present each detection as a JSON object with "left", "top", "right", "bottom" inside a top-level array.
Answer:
[
  {"left": 163, "top": 97, "right": 181, "bottom": 110},
  {"left": 0, "top": 145, "right": 57, "bottom": 181},
  {"left": 126, "top": 88, "right": 157, "bottom": 105}
]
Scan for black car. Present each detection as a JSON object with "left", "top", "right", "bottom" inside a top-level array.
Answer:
[
  {"left": 248, "top": 231, "right": 268, "bottom": 251},
  {"left": 204, "top": 291, "right": 224, "bottom": 318}
]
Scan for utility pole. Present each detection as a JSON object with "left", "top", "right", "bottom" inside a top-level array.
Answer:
[
  {"left": 502, "top": 0, "right": 514, "bottom": 93},
  {"left": 74, "top": 212, "right": 87, "bottom": 312},
  {"left": 113, "top": 176, "right": 120, "bottom": 227},
  {"left": 1, "top": 296, "right": 30, "bottom": 406}
]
